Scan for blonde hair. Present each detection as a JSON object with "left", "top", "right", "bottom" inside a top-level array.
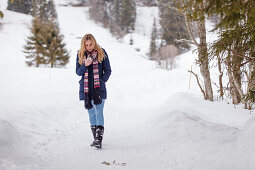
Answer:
[{"left": 78, "top": 34, "right": 105, "bottom": 65}]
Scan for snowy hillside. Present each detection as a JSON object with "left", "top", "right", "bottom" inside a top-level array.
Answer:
[
  {"left": 0, "top": 0, "right": 254, "bottom": 170},
  {"left": 123, "top": 5, "right": 159, "bottom": 57}
]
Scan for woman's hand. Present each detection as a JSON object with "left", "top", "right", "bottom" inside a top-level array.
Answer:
[{"left": 85, "top": 57, "right": 93, "bottom": 67}]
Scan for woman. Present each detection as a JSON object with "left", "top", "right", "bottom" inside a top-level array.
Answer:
[{"left": 76, "top": 34, "right": 111, "bottom": 149}]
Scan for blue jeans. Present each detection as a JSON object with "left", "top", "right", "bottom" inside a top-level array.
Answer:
[{"left": 87, "top": 99, "right": 105, "bottom": 126}]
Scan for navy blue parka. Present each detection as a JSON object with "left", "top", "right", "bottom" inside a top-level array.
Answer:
[{"left": 76, "top": 49, "right": 111, "bottom": 101}]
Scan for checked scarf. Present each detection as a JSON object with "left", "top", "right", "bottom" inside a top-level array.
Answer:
[{"left": 83, "top": 50, "right": 102, "bottom": 109}]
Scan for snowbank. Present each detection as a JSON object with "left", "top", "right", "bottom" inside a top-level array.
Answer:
[
  {"left": 218, "top": 115, "right": 255, "bottom": 170},
  {"left": 0, "top": 119, "right": 31, "bottom": 165},
  {"left": 0, "top": 119, "right": 20, "bottom": 148},
  {"left": 159, "top": 92, "right": 252, "bottom": 129}
]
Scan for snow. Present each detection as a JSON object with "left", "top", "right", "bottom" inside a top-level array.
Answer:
[
  {"left": 122, "top": 5, "right": 159, "bottom": 57},
  {"left": 0, "top": 0, "right": 254, "bottom": 169},
  {"left": 216, "top": 116, "right": 255, "bottom": 170}
]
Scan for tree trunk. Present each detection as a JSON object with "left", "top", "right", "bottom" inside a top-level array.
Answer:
[
  {"left": 176, "top": 0, "right": 213, "bottom": 101},
  {"left": 227, "top": 68, "right": 240, "bottom": 104},
  {"left": 217, "top": 55, "right": 224, "bottom": 99},
  {"left": 247, "top": 61, "right": 255, "bottom": 109},
  {"left": 226, "top": 54, "right": 244, "bottom": 105},
  {"left": 197, "top": 19, "right": 213, "bottom": 101},
  {"left": 232, "top": 63, "right": 242, "bottom": 103}
]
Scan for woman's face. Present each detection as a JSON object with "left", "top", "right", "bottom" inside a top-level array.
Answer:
[{"left": 85, "top": 40, "right": 94, "bottom": 52}]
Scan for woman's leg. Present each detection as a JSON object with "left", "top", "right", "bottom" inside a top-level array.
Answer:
[
  {"left": 87, "top": 104, "right": 97, "bottom": 147},
  {"left": 87, "top": 100, "right": 105, "bottom": 148},
  {"left": 94, "top": 99, "right": 105, "bottom": 126},
  {"left": 87, "top": 105, "right": 97, "bottom": 126}
]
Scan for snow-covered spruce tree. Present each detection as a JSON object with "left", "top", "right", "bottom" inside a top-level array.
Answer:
[
  {"left": 109, "top": 0, "right": 122, "bottom": 36},
  {"left": 89, "top": 0, "right": 108, "bottom": 27},
  {"left": 44, "top": 19, "right": 69, "bottom": 67},
  {"left": 119, "top": 0, "right": 136, "bottom": 33},
  {"left": 24, "top": 0, "right": 69, "bottom": 68},
  {"left": 103, "top": 9, "right": 110, "bottom": 28},
  {"left": 89, "top": 0, "right": 112, "bottom": 28},
  {"left": 31, "top": 0, "right": 57, "bottom": 23},
  {"left": 44, "top": 0, "right": 69, "bottom": 67},
  {"left": 7, "top": 0, "right": 32, "bottom": 14},
  {"left": 23, "top": 16, "right": 46, "bottom": 67},
  {"left": 149, "top": 18, "right": 157, "bottom": 60},
  {"left": 0, "top": 1, "right": 3, "bottom": 19},
  {"left": 0, "top": 8, "right": 3, "bottom": 18},
  {"left": 205, "top": 0, "right": 255, "bottom": 109},
  {"left": 89, "top": 0, "right": 136, "bottom": 38},
  {"left": 109, "top": 0, "right": 136, "bottom": 37},
  {"left": 159, "top": 0, "right": 190, "bottom": 52},
  {"left": 129, "top": 34, "right": 134, "bottom": 45}
]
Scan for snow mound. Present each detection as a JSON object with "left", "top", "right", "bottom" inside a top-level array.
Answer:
[
  {"left": 0, "top": 119, "right": 20, "bottom": 146},
  {"left": 218, "top": 115, "right": 255, "bottom": 170},
  {"left": 0, "top": 119, "right": 35, "bottom": 169},
  {"left": 0, "top": 119, "right": 28, "bottom": 159},
  {"left": 159, "top": 92, "right": 252, "bottom": 129}
]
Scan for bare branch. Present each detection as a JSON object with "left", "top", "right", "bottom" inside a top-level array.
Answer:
[
  {"left": 186, "top": 21, "right": 199, "bottom": 46},
  {"left": 174, "top": 38, "right": 197, "bottom": 45},
  {"left": 188, "top": 70, "right": 206, "bottom": 99},
  {"left": 179, "top": 0, "right": 199, "bottom": 47}
]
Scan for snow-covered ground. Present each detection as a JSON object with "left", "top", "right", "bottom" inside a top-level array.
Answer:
[{"left": 0, "top": 0, "right": 254, "bottom": 169}]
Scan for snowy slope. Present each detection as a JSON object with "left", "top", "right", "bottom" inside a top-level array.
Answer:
[
  {"left": 0, "top": 0, "right": 254, "bottom": 170},
  {"left": 122, "top": 5, "right": 159, "bottom": 57}
]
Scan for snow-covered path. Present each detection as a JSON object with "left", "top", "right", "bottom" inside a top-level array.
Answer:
[
  {"left": 28, "top": 104, "right": 238, "bottom": 170},
  {"left": 0, "top": 1, "right": 254, "bottom": 170}
]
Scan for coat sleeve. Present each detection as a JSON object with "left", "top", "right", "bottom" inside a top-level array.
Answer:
[
  {"left": 76, "top": 53, "right": 87, "bottom": 76},
  {"left": 101, "top": 49, "right": 112, "bottom": 82}
]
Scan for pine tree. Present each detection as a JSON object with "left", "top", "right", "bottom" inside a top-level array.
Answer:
[
  {"left": 31, "top": 0, "right": 56, "bottom": 22},
  {"left": 23, "top": 16, "right": 46, "bottom": 67},
  {"left": 7, "top": 0, "right": 32, "bottom": 14},
  {"left": 120, "top": 0, "right": 136, "bottom": 33},
  {"left": 103, "top": 9, "right": 109, "bottom": 27},
  {"left": 109, "top": 0, "right": 122, "bottom": 36},
  {"left": 205, "top": 0, "right": 255, "bottom": 108},
  {"left": 24, "top": 0, "right": 69, "bottom": 67},
  {"left": 111, "top": 0, "right": 121, "bottom": 25},
  {"left": 0, "top": 8, "right": 3, "bottom": 18},
  {"left": 109, "top": 0, "right": 136, "bottom": 37},
  {"left": 44, "top": 0, "right": 69, "bottom": 67},
  {"left": 129, "top": 34, "right": 134, "bottom": 45},
  {"left": 89, "top": 0, "right": 108, "bottom": 26},
  {"left": 44, "top": 19, "right": 69, "bottom": 67},
  {"left": 88, "top": 0, "right": 136, "bottom": 37},
  {"left": 150, "top": 18, "right": 157, "bottom": 60}
]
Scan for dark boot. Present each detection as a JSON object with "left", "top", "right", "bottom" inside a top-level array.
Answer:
[
  {"left": 90, "top": 125, "right": 97, "bottom": 147},
  {"left": 94, "top": 126, "right": 104, "bottom": 149}
]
